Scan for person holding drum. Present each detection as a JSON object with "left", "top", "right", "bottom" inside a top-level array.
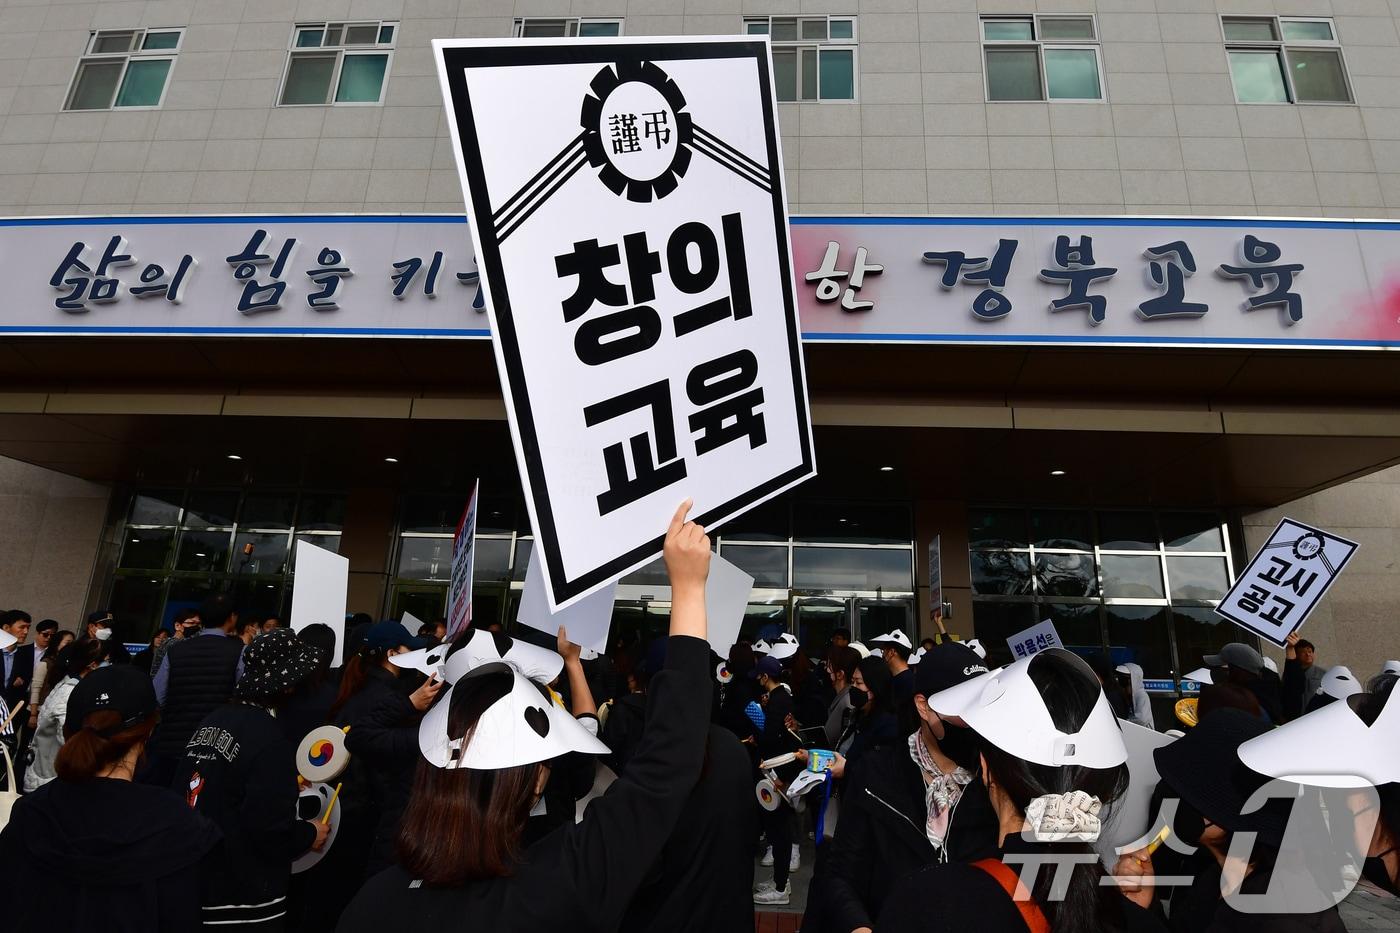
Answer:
[{"left": 173, "top": 628, "right": 328, "bottom": 931}]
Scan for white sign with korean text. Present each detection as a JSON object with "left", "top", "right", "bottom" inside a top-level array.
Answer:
[
  {"left": 1007, "top": 618, "right": 1062, "bottom": 661},
  {"left": 4, "top": 214, "right": 1400, "bottom": 350},
  {"left": 446, "top": 480, "right": 478, "bottom": 641},
  {"left": 290, "top": 539, "right": 349, "bottom": 662},
  {"left": 434, "top": 36, "right": 815, "bottom": 609},
  {"left": 1215, "top": 518, "right": 1359, "bottom": 647}
]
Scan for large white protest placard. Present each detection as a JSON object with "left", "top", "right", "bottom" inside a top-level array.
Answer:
[
  {"left": 1215, "top": 518, "right": 1359, "bottom": 647},
  {"left": 290, "top": 539, "right": 349, "bottom": 662},
  {"left": 517, "top": 553, "right": 619, "bottom": 655},
  {"left": 1007, "top": 619, "right": 1062, "bottom": 662},
  {"left": 705, "top": 553, "right": 754, "bottom": 658},
  {"left": 435, "top": 37, "right": 815, "bottom": 610},
  {"left": 446, "top": 481, "right": 479, "bottom": 641},
  {"left": 1095, "top": 720, "right": 1177, "bottom": 863}
]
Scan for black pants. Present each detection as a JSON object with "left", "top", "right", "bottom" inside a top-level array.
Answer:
[{"left": 762, "top": 804, "right": 793, "bottom": 889}]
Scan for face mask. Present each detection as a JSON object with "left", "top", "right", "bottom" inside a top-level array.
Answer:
[
  {"left": 937, "top": 723, "right": 979, "bottom": 771},
  {"left": 847, "top": 687, "right": 868, "bottom": 709},
  {"left": 95, "top": 627, "right": 112, "bottom": 642},
  {"left": 1172, "top": 798, "right": 1206, "bottom": 848}
]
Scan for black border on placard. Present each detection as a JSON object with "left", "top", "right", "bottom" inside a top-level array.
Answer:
[
  {"left": 1213, "top": 517, "right": 1360, "bottom": 647},
  {"left": 439, "top": 40, "right": 814, "bottom": 608}
]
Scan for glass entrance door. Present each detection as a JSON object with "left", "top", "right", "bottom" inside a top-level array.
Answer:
[
  {"left": 793, "top": 596, "right": 848, "bottom": 654},
  {"left": 855, "top": 596, "right": 916, "bottom": 645}
]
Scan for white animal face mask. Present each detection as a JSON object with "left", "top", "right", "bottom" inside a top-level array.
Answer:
[{"left": 419, "top": 661, "right": 608, "bottom": 770}]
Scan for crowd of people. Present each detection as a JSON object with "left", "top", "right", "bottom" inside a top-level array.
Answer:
[{"left": 0, "top": 507, "right": 1396, "bottom": 932}]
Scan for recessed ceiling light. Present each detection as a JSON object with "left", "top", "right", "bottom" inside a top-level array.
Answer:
[
  {"left": 196, "top": 553, "right": 206, "bottom": 558},
  {"left": 227, "top": 454, "right": 242, "bottom": 460},
  {"left": 1050, "top": 469, "right": 1066, "bottom": 476},
  {"left": 838, "top": 518, "right": 848, "bottom": 523},
  {"left": 879, "top": 465, "right": 894, "bottom": 472},
  {"left": 384, "top": 457, "right": 399, "bottom": 463}
]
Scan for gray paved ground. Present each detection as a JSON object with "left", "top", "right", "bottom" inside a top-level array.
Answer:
[{"left": 758, "top": 839, "right": 1400, "bottom": 929}]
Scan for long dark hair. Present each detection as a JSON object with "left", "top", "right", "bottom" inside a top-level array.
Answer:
[
  {"left": 396, "top": 669, "right": 544, "bottom": 885},
  {"left": 330, "top": 645, "right": 392, "bottom": 718},
  {"left": 39, "top": 637, "right": 100, "bottom": 706},
  {"left": 856, "top": 656, "right": 892, "bottom": 720},
  {"left": 977, "top": 651, "right": 1130, "bottom": 933}
]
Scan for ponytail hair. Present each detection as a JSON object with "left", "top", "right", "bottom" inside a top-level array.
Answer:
[
  {"left": 55, "top": 709, "right": 158, "bottom": 783},
  {"left": 977, "top": 651, "right": 1130, "bottom": 933},
  {"left": 330, "top": 645, "right": 389, "bottom": 718}
]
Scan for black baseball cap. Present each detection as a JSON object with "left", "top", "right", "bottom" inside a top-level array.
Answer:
[
  {"left": 749, "top": 655, "right": 782, "bottom": 680},
  {"left": 365, "top": 620, "right": 428, "bottom": 651},
  {"left": 915, "top": 641, "right": 990, "bottom": 698},
  {"left": 64, "top": 666, "right": 158, "bottom": 737}
]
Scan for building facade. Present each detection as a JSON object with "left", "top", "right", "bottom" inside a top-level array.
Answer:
[{"left": 1, "top": 0, "right": 1399, "bottom": 703}]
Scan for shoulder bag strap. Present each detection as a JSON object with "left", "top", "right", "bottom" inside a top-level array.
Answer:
[{"left": 972, "top": 858, "right": 1052, "bottom": 933}]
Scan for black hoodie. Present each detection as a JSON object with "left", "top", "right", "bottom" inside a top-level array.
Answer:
[
  {"left": 0, "top": 776, "right": 221, "bottom": 932},
  {"left": 811, "top": 738, "right": 999, "bottom": 933}
]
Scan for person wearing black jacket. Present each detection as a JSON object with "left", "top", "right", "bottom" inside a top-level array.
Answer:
[
  {"left": 332, "top": 620, "right": 441, "bottom": 880},
  {"left": 812, "top": 642, "right": 998, "bottom": 933},
  {"left": 175, "top": 628, "right": 330, "bottom": 930},
  {"left": 875, "top": 649, "right": 1165, "bottom": 933},
  {"left": 148, "top": 595, "right": 243, "bottom": 785},
  {"left": 621, "top": 723, "right": 757, "bottom": 933},
  {"left": 337, "top": 501, "right": 713, "bottom": 933},
  {"left": 0, "top": 665, "right": 223, "bottom": 933},
  {"left": 753, "top": 654, "right": 802, "bottom": 905}
]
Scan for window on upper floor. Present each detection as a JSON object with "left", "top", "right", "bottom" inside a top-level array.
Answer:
[
  {"left": 744, "top": 15, "right": 857, "bottom": 102},
  {"left": 1222, "top": 16, "right": 1352, "bottom": 104},
  {"left": 65, "top": 28, "right": 183, "bottom": 110},
  {"left": 278, "top": 21, "right": 397, "bottom": 106},
  {"left": 513, "top": 18, "right": 623, "bottom": 37},
  {"left": 981, "top": 15, "right": 1102, "bottom": 102}
]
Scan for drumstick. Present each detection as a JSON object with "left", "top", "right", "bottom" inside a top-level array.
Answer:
[
  {"left": 321, "top": 782, "right": 343, "bottom": 825},
  {"left": 0, "top": 701, "right": 24, "bottom": 735},
  {"left": 1143, "top": 824, "right": 1171, "bottom": 857}
]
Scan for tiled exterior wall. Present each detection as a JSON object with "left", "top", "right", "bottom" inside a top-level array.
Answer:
[
  {"left": 0, "top": 456, "right": 109, "bottom": 628},
  {"left": 2, "top": 0, "right": 1400, "bottom": 217}
]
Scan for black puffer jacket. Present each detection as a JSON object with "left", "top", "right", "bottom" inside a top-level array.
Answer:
[
  {"left": 337, "top": 665, "right": 423, "bottom": 875},
  {"left": 813, "top": 739, "right": 999, "bottom": 933}
]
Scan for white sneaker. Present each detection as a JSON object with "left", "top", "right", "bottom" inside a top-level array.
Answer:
[
  {"left": 790, "top": 848, "right": 800, "bottom": 871},
  {"left": 760, "top": 846, "right": 774, "bottom": 867},
  {"left": 754, "top": 882, "right": 791, "bottom": 906}
]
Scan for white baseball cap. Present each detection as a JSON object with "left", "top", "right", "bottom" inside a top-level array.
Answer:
[
  {"left": 752, "top": 640, "right": 772, "bottom": 656},
  {"left": 909, "top": 647, "right": 926, "bottom": 666},
  {"left": 926, "top": 648, "right": 1127, "bottom": 769},
  {"left": 849, "top": 641, "right": 871, "bottom": 659}
]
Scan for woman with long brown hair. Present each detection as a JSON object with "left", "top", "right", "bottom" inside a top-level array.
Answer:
[
  {"left": 0, "top": 665, "right": 221, "bottom": 932},
  {"left": 337, "top": 501, "right": 713, "bottom": 931}
]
